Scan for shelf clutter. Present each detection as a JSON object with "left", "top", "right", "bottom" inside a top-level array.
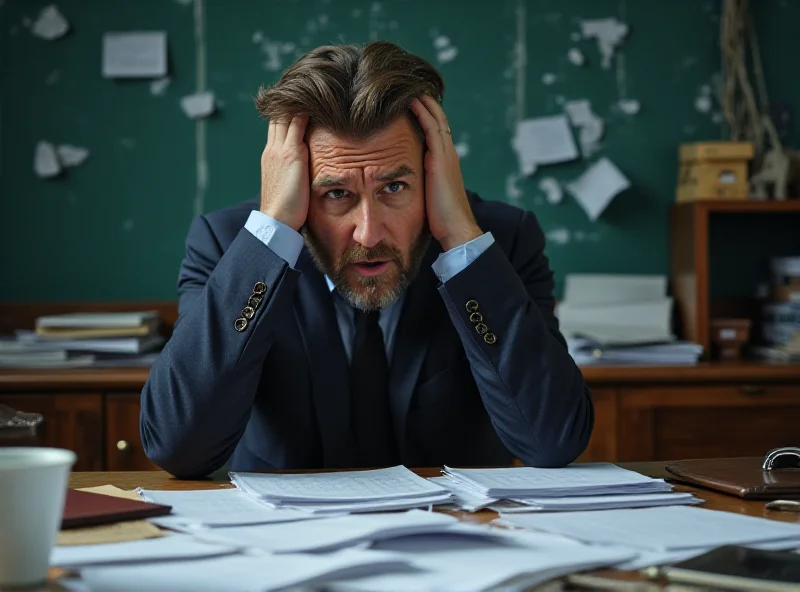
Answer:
[{"left": 0, "top": 312, "right": 164, "bottom": 368}]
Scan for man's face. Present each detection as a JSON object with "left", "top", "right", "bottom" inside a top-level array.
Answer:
[{"left": 303, "top": 116, "right": 430, "bottom": 311}]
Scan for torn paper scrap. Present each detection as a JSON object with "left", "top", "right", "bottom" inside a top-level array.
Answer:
[
  {"left": 580, "top": 18, "right": 628, "bottom": 69},
  {"left": 57, "top": 145, "right": 89, "bottom": 167},
  {"left": 566, "top": 158, "right": 630, "bottom": 222},
  {"left": 150, "top": 77, "right": 171, "bottom": 96},
  {"left": 541, "top": 73, "right": 557, "bottom": 85},
  {"left": 567, "top": 48, "right": 585, "bottom": 66},
  {"left": 512, "top": 115, "right": 579, "bottom": 176},
  {"left": 539, "top": 177, "right": 563, "bottom": 204},
  {"left": 564, "top": 99, "right": 605, "bottom": 157},
  {"left": 618, "top": 99, "right": 640, "bottom": 115},
  {"left": 181, "top": 92, "right": 215, "bottom": 119},
  {"left": 103, "top": 32, "right": 167, "bottom": 78},
  {"left": 31, "top": 5, "right": 69, "bottom": 40},
  {"left": 34, "top": 141, "right": 61, "bottom": 178},
  {"left": 546, "top": 228, "right": 570, "bottom": 246}
]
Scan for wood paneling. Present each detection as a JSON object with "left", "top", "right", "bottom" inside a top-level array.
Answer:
[
  {"left": 577, "top": 388, "right": 618, "bottom": 462},
  {"left": 105, "top": 393, "right": 158, "bottom": 471},
  {"left": 0, "top": 394, "right": 103, "bottom": 471}
]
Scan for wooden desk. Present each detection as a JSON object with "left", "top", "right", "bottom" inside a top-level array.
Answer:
[
  {"left": 3, "top": 363, "right": 800, "bottom": 471},
  {"left": 56, "top": 462, "right": 799, "bottom": 591}
]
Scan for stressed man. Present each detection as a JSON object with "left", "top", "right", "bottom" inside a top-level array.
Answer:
[{"left": 140, "top": 41, "right": 594, "bottom": 478}]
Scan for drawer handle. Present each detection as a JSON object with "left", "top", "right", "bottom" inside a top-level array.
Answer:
[
  {"left": 740, "top": 385, "right": 767, "bottom": 396},
  {"left": 116, "top": 440, "right": 130, "bottom": 452}
]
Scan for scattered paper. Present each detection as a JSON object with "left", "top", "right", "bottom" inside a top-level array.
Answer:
[
  {"left": 567, "top": 48, "right": 585, "bottom": 66},
  {"left": 539, "top": 177, "right": 563, "bottom": 204},
  {"left": 564, "top": 99, "right": 604, "bottom": 157},
  {"left": 580, "top": 18, "right": 628, "bottom": 69},
  {"left": 180, "top": 91, "right": 216, "bottom": 119},
  {"left": 56, "top": 144, "right": 89, "bottom": 167},
  {"left": 511, "top": 115, "right": 579, "bottom": 176},
  {"left": 56, "top": 520, "right": 163, "bottom": 546},
  {"left": 34, "top": 141, "right": 61, "bottom": 178},
  {"left": 618, "top": 99, "right": 641, "bottom": 115},
  {"left": 31, "top": 5, "right": 69, "bottom": 40},
  {"left": 103, "top": 32, "right": 167, "bottom": 78},
  {"left": 566, "top": 157, "right": 630, "bottom": 221},
  {"left": 149, "top": 77, "right": 171, "bottom": 96},
  {"left": 541, "top": 73, "right": 556, "bottom": 85}
]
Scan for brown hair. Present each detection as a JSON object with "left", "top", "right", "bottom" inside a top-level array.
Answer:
[{"left": 255, "top": 41, "right": 444, "bottom": 141}]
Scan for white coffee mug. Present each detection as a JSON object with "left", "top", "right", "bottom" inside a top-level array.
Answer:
[{"left": 0, "top": 447, "right": 76, "bottom": 587}]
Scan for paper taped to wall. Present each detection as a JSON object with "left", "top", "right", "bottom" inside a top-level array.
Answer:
[
  {"left": 566, "top": 158, "right": 630, "bottom": 221},
  {"left": 31, "top": 5, "right": 69, "bottom": 40},
  {"left": 180, "top": 92, "right": 216, "bottom": 119},
  {"left": 512, "top": 115, "right": 578, "bottom": 176},
  {"left": 103, "top": 32, "right": 168, "bottom": 78},
  {"left": 34, "top": 141, "right": 61, "bottom": 178}
]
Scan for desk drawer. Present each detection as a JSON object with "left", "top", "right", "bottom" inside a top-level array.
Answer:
[
  {"left": 617, "top": 384, "right": 800, "bottom": 461},
  {"left": 106, "top": 393, "right": 158, "bottom": 471}
]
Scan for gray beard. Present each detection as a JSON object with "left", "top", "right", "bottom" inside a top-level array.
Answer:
[{"left": 301, "top": 226, "right": 431, "bottom": 311}]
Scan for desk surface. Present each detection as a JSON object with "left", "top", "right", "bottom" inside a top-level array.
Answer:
[
  {"left": 69, "top": 462, "right": 800, "bottom": 525},
  {"left": 4, "top": 362, "right": 800, "bottom": 391}
]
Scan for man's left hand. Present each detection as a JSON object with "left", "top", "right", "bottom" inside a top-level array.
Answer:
[{"left": 410, "top": 96, "right": 483, "bottom": 252}]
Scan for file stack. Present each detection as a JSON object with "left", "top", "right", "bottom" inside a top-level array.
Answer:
[
  {"left": 556, "top": 274, "right": 702, "bottom": 365},
  {"left": 230, "top": 465, "right": 453, "bottom": 514},
  {"left": 436, "top": 463, "right": 701, "bottom": 513},
  {"left": 0, "top": 312, "right": 164, "bottom": 368}
]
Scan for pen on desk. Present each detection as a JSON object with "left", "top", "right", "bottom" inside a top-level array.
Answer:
[{"left": 765, "top": 499, "right": 800, "bottom": 512}]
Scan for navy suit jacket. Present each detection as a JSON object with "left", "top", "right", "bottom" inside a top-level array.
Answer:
[{"left": 140, "top": 192, "right": 594, "bottom": 478}]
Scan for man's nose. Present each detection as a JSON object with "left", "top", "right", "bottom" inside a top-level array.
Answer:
[{"left": 353, "top": 197, "right": 386, "bottom": 249}]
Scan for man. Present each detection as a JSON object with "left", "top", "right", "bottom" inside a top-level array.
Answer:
[{"left": 140, "top": 41, "right": 593, "bottom": 479}]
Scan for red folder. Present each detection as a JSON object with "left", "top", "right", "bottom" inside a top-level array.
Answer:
[{"left": 62, "top": 489, "right": 172, "bottom": 529}]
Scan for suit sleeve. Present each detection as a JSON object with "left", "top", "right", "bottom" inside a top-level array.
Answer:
[
  {"left": 438, "top": 210, "right": 594, "bottom": 467},
  {"left": 140, "top": 214, "right": 300, "bottom": 478}
]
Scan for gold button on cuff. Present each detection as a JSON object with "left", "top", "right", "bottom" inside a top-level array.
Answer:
[
  {"left": 242, "top": 306, "right": 255, "bottom": 320},
  {"left": 475, "top": 322, "right": 488, "bottom": 335},
  {"left": 484, "top": 333, "right": 497, "bottom": 344},
  {"left": 234, "top": 317, "right": 248, "bottom": 332},
  {"left": 469, "top": 312, "right": 483, "bottom": 323},
  {"left": 253, "top": 282, "right": 267, "bottom": 295},
  {"left": 466, "top": 299, "right": 479, "bottom": 312},
  {"left": 248, "top": 295, "right": 263, "bottom": 309}
]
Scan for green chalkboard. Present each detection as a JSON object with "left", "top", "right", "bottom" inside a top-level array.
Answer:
[{"left": 2, "top": 0, "right": 798, "bottom": 301}]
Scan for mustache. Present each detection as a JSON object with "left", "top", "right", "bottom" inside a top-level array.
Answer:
[{"left": 339, "top": 242, "right": 403, "bottom": 267}]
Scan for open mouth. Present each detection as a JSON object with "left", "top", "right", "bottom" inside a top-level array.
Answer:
[{"left": 351, "top": 260, "right": 391, "bottom": 277}]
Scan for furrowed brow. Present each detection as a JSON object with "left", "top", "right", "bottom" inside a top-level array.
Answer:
[{"left": 376, "top": 165, "right": 416, "bottom": 183}]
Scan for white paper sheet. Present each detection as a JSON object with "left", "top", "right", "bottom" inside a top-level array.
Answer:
[
  {"left": 273, "top": 492, "right": 454, "bottom": 514},
  {"left": 34, "top": 141, "right": 61, "bottom": 178},
  {"left": 428, "top": 476, "right": 498, "bottom": 512},
  {"left": 330, "top": 529, "right": 636, "bottom": 592},
  {"left": 137, "top": 488, "right": 319, "bottom": 526},
  {"left": 563, "top": 274, "right": 667, "bottom": 306},
  {"left": 495, "top": 492, "right": 701, "bottom": 513},
  {"left": 231, "top": 465, "right": 446, "bottom": 503},
  {"left": 195, "top": 509, "right": 458, "bottom": 554},
  {"left": 442, "top": 463, "right": 669, "bottom": 498},
  {"left": 566, "top": 157, "right": 630, "bottom": 221},
  {"left": 498, "top": 506, "right": 800, "bottom": 551},
  {"left": 511, "top": 115, "right": 579, "bottom": 176},
  {"left": 56, "top": 144, "right": 89, "bottom": 167},
  {"left": 180, "top": 92, "right": 215, "bottom": 119},
  {"left": 77, "top": 548, "right": 411, "bottom": 592},
  {"left": 31, "top": 5, "right": 69, "bottom": 40},
  {"left": 580, "top": 18, "right": 628, "bottom": 69},
  {"left": 50, "top": 533, "right": 239, "bottom": 568},
  {"left": 102, "top": 32, "right": 167, "bottom": 78},
  {"left": 564, "top": 99, "right": 605, "bottom": 157}
]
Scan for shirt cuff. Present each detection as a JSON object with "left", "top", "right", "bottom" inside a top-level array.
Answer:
[
  {"left": 431, "top": 232, "right": 495, "bottom": 284},
  {"left": 244, "top": 210, "right": 304, "bottom": 268}
]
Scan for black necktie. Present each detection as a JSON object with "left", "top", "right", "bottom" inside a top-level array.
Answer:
[{"left": 350, "top": 309, "right": 398, "bottom": 467}]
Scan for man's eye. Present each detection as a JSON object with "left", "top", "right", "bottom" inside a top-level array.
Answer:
[
  {"left": 383, "top": 181, "right": 407, "bottom": 194},
  {"left": 325, "top": 189, "right": 347, "bottom": 200}
]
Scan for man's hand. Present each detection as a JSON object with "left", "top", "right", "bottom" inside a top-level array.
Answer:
[
  {"left": 410, "top": 96, "right": 482, "bottom": 252},
  {"left": 260, "top": 115, "right": 310, "bottom": 231}
]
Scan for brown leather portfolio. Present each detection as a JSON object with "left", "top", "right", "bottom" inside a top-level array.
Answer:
[
  {"left": 62, "top": 489, "right": 172, "bottom": 529},
  {"left": 666, "top": 457, "right": 800, "bottom": 500}
]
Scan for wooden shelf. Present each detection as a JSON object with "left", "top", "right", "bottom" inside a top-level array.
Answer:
[{"left": 676, "top": 199, "right": 800, "bottom": 214}]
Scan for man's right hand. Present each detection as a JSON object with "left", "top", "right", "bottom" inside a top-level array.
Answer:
[{"left": 259, "top": 115, "right": 310, "bottom": 231}]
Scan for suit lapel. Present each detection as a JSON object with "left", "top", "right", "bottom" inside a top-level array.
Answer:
[
  {"left": 388, "top": 242, "right": 446, "bottom": 457},
  {"left": 294, "top": 248, "right": 357, "bottom": 468}
]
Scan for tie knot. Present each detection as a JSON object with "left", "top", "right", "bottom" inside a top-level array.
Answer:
[{"left": 354, "top": 309, "right": 380, "bottom": 329}]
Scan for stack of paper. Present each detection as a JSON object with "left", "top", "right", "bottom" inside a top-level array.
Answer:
[
  {"left": 230, "top": 465, "right": 453, "bottom": 514},
  {"left": 556, "top": 273, "right": 703, "bottom": 365},
  {"left": 438, "top": 464, "right": 701, "bottom": 513},
  {"left": 498, "top": 505, "right": 800, "bottom": 570}
]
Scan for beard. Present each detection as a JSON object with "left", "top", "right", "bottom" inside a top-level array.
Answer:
[{"left": 302, "top": 225, "right": 432, "bottom": 312}]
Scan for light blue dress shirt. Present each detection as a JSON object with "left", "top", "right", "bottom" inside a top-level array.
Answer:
[{"left": 245, "top": 210, "right": 494, "bottom": 362}]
